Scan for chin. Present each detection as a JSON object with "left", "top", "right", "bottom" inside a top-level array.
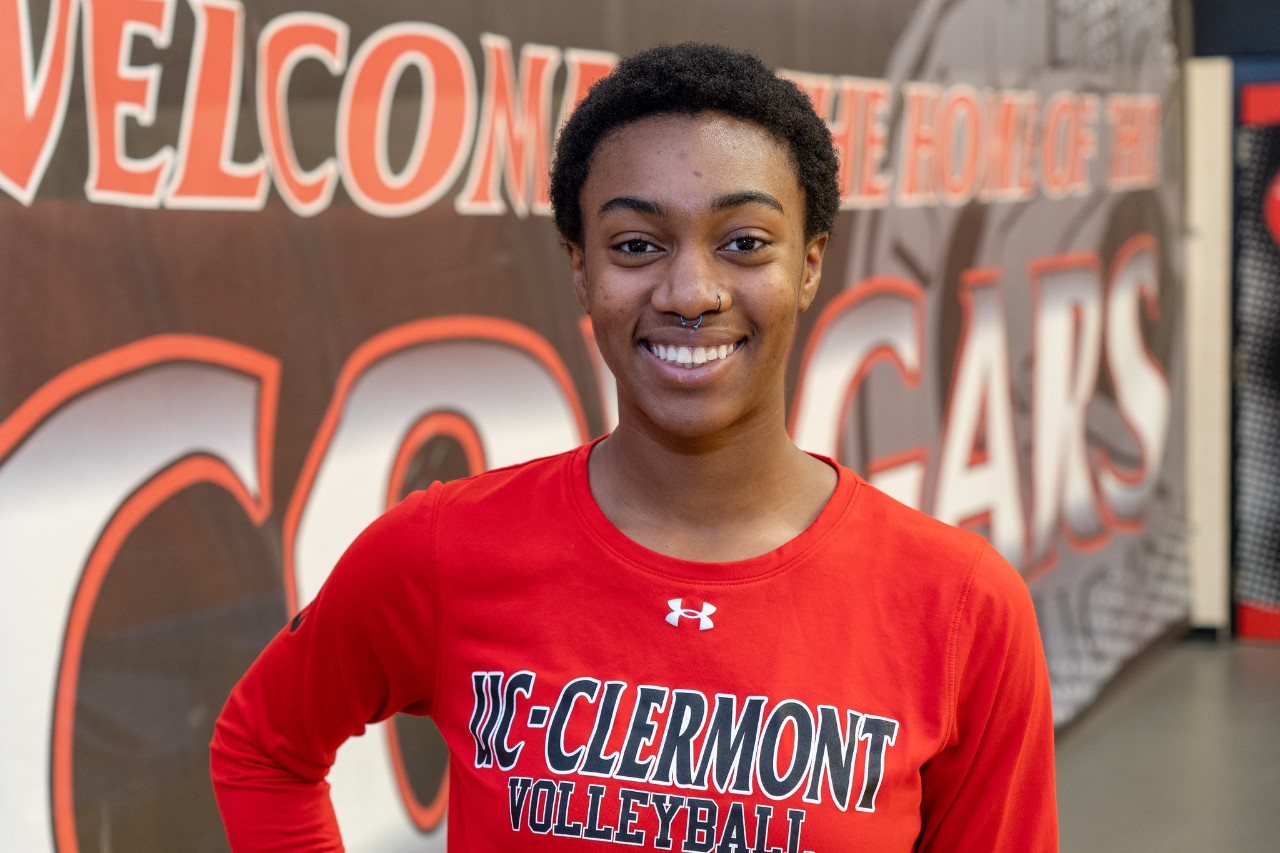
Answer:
[{"left": 636, "top": 403, "right": 763, "bottom": 447}]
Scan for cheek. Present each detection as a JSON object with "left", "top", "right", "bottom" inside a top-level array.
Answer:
[
  {"left": 587, "top": 292, "right": 637, "bottom": 355},
  {"left": 585, "top": 266, "right": 648, "bottom": 320},
  {"left": 590, "top": 291, "right": 629, "bottom": 327},
  {"left": 752, "top": 285, "right": 804, "bottom": 349},
  {"left": 756, "top": 278, "right": 805, "bottom": 319}
]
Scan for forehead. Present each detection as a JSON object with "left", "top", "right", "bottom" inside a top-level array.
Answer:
[{"left": 582, "top": 112, "right": 803, "bottom": 214}]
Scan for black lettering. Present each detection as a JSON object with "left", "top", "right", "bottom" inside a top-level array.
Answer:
[
  {"left": 758, "top": 700, "right": 814, "bottom": 799},
  {"left": 528, "top": 779, "right": 557, "bottom": 834},
  {"left": 494, "top": 670, "right": 535, "bottom": 770},
  {"left": 683, "top": 797, "right": 718, "bottom": 853},
  {"left": 507, "top": 776, "right": 533, "bottom": 831},
  {"left": 856, "top": 715, "right": 899, "bottom": 812},
  {"left": 717, "top": 801, "right": 749, "bottom": 852},
  {"left": 552, "top": 780, "right": 583, "bottom": 837},
  {"left": 694, "top": 695, "right": 766, "bottom": 794},
  {"left": 583, "top": 783, "right": 615, "bottom": 841},
  {"left": 653, "top": 690, "right": 708, "bottom": 786},
  {"left": 546, "top": 677, "right": 600, "bottom": 773},
  {"left": 784, "top": 809, "right": 805, "bottom": 853},
  {"left": 479, "top": 672, "right": 504, "bottom": 768},
  {"left": 750, "top": 804, "right": 775, "bottom": 853},
  {"left": 469, "top": 672, "right": 497, "bottom": 768},
  {"left": 805, "top": 706, "right": 861, "bottom": 809},
  {"left": 651, "top": 794, "right": 686, "bottom": 850},
  {"left": 617, "top": 685, "right": 669, "bottom": 782},
  {"left": 617, "top": 788, "right": 650, "bottom": 844},
  {"left": 582, "top": 680, "right": 627, "bottom": 776}
]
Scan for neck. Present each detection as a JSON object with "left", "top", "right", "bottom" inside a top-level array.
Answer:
[{"left": 587, "top": 415, "right": 836, "bottom": 562}]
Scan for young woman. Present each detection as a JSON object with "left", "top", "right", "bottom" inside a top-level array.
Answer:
[{"left": 212, "top": 43, "right": 1058, "bottom": 851}]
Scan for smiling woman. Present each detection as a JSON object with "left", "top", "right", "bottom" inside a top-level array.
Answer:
[
  {"left": 567, "top": 111, "right": 829, "bottom": 493},
  {"left": 211, "top": 42, "right": 1059, "bottom": 852}
]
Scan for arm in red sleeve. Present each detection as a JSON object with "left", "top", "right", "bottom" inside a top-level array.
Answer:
[
  {"left": 916, "top": 544, "right": 1059, "bottom": 851},
  {"left": 210, "top": 487, "right": 441, "bottom": 851}
]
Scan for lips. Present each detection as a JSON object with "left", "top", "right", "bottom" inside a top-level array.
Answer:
[{"left": 643, "top": 340, "right": 743, "bottom": 367}]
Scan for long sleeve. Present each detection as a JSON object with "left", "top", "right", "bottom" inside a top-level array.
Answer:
[
  {"left": 210, "top": 488, "right": 440, "bottom": 851},
  {"left": 916, "top": 544, "right": 1059, "bottom": 851}
]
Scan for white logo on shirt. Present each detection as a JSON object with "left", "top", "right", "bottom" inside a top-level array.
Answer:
[{"left": 666, "top": 598, "right": 716, "bottom": 630}]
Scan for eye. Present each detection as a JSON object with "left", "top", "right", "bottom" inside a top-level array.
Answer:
[
  {"left": 722, "top": 235, "right": 770, "bottom": 253},
  {"left": 612, "top": 238, "right": 660, "bottom": 254}
]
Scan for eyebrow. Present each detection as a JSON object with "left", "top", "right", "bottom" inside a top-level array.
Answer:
[
  {"left": 597, "top": 196, "right": 664, "bottom": 219},
  {"left": 710, "top": 190, "right": 784, "bottom": 214},
  {"left": 595, "top": 190, "right": 785, "bottom": 221}
]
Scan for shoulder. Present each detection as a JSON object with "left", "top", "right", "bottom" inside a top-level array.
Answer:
[
  {"left": 421, "top": 445, "right": 587, "bottom": 546},
  {"left": 433, "top": 444, "right": 581, "bottom": 509},
  {"left": 839, "top": 467, "right": 990, "bottom": 572},
  {"left": 832, "top": 465, "right": 1035, "bottom": 625},
  {"left": 342, "top": 445, "right": 582, "bottom": 559}
]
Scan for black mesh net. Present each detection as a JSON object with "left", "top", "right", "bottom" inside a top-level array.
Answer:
[{"left": 1233, "top": 123, "right": 1280, "bottom": 612}]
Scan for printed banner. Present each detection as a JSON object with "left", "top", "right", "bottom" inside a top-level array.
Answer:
[{"left": 0, "top": 0, "right": 1185, "bottom": 849}]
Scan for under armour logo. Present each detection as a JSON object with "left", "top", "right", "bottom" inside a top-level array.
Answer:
[{"left": 666, "top": 598, "right": 716, "bottom": 630}]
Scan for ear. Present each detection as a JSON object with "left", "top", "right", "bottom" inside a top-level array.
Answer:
[
  {"left": 796, "top": 232, "right": 829, "bottom": 312},
  {"left": 566, "top": 241, "right": 591, "bottom": 314}
]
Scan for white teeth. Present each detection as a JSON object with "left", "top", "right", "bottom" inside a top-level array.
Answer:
[{"left": 650, "top": 342, "right": 737, "bottom": 367}]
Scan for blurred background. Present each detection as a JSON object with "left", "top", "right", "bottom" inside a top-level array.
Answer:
[{"left": 0, "top": 0, "right": 1275, "bottom": 849}]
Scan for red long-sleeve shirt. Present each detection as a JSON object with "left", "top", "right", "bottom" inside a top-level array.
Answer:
[{"left": 212, "top": 444, "right": 1058, "bottom": 851}]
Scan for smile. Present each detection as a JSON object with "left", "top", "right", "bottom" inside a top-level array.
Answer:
[{"left": 645, "top": 341, "right": 743, "bottom": 367}]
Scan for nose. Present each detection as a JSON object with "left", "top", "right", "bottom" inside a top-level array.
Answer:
[{"left": 651, "top": 247, "right": 726, "bottom": 321}]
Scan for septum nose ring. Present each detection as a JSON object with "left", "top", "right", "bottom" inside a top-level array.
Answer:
[{"left": 678, "top": 294, "right": 719, "bottom": 329}]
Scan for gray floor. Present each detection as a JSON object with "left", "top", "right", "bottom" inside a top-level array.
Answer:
[{"left": 1056, "top": 639, "right": 1280, "bottom": 852}]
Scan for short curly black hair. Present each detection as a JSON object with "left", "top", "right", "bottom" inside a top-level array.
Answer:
[{"left": 549, "top": 42, "right": 840, "bottom": 245}]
